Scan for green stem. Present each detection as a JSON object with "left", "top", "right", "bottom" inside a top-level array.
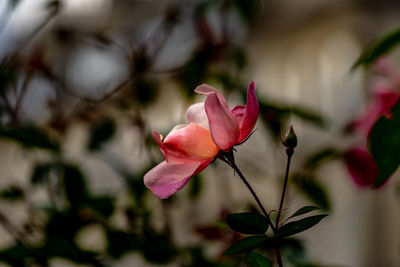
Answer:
[
  {"left": 274, "top": 147, "right": 294, "bottom": 267},
  {"left": 275, "top": 147, "right": 293, "bottom": 229},
  {"left": 220, "top": 152, "right": 276, "bottom": 234}
]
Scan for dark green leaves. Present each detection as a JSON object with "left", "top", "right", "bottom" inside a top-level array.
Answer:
[
  {"left": 353, "top": 27, "right": 400, "bottom": 69},
  {"left": 369, "top": 100, "right": 400, "bottom": 187},
  {"left": 226, "top": 212, "right": 268, "bottom": 234},
  {"left": 288, "top": 206, "right": 319, "bottom": 220},
  {"left": 88, "top": 118, "right": 116, "bottom": 151},
  {"left": 0, "top": 126, "right": 59, "bottom": 151},
  {"left": 245, "top": 252, "right": 271, "bottom": 267},
  {"left": 277, "top": 215, "right": 327, "bottom": 238},
  {"left": 106, "top": 230, "right": 139, "bottom": 259},
  {"left": 224, "top": 236, "right": 268, "bottom": 256},
  {"left": 63, "top": 165, "right": 89, "bottom": 207}
]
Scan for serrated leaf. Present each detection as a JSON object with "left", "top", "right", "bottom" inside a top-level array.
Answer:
[
  {"left": 277, "top": 215, "right": 327, "bottom": 238},
  {"left": 370, "top": 100, "right": 400, "bottom": 187},
  {"left": 245, "top": 252, "right": 271, "bottom": 267},
  {"left": 352, "top": 27, "right": 400, "bottom": 69},
  {"left": 288, "top": 206, "right": 320, "bottom": 219},
  {"left": 226, "top": 212, "right": 268, "bottom": 234},
  {"left": 224, "top": 236, "right": 268, "bottom": 256}
]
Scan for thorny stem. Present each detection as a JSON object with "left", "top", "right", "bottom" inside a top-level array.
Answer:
[{"left": 219, "top": 151, "right": 276, "bottom": 234}]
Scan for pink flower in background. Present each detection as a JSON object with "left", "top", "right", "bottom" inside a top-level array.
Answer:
[
  {"left": 344, "top": 147, "right": 378, "bottom": 188},
  {"left": 353, "top": 59, "right": 400, "bottom": 136},
  {"left": 353, "top": 86, "right": 399, "bottom": 136},
  {"left": 144, "top": 82, "right": 259, "bottom": 199},
  {"left": 345, "top": 59, "right": 399, "bottom": 188}
]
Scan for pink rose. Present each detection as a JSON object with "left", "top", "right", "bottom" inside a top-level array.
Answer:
[{"left": 144, "top": 82, "right": 259, "bottom": 199}]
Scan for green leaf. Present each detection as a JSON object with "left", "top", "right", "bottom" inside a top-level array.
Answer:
[
  {"left": 141, "top": 225, "right": 176, "bottom": 263},
  {"left": 106, "top": 230, "right": 139, "bottom": 259},
  {"left": 293, "top": 174, "right": 331, "bottom": 211},
  {"left": 304, "top": 147, "right": 342, "bottom": 170},
  {"left": 226, "top": 212, "right": 268, "bottom": 234},
  {"left": 277, "top": 215, "right": 327, "bottom": 238},
  {"left": 63, "top": 165, "right": 89, "bottom": 207},
  {"left": 0, "top": 126, "right": 59, "bottom": 151},
  {"left": 259, "top": 100, "right": 326, "bottom": 141},
  {"left": 290, "top": 106, "right": 326, "bottom": 127},
  {"left": 352, "top": 27, "right": 400, "bottom": 69},
  {"left": 88, "top": 118, "right": 116, "bottom": 151},
  {"left": 224, "top": 236, "right": 268, "bottom": 256},
  {"left": 245, "top": 252, "right": 271, "bottom": 267},
  {"left": 84, "top": 196, "right": 114, "bottom": 218},
  {"left": 369, "top": 100, "right": 400, "bottom": 187},
  {"left": 288, "top": 206, "right": 320, "bottom": 219}
]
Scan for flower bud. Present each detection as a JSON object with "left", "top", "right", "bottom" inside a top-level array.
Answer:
[{"left": 282, "top": 125, "right": 297, "bottom": 148}]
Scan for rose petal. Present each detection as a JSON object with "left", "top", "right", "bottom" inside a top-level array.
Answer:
[
  {"left": 204, "top": 93, "right": 240, "bottom": 150},
  {"left": 231, "top": 105, "right": 245, "bottom": 125},
  {"left": 163, "top": 123, "right": 220, "bottom": 160},
  {"left": 344, "top": 147, "right": 378, "bottom": 188},
  {"left": 144, "top": 161, "right": 202, "bottom": 199},
  {"left": 152, "top": 131, "right": 193, "bottom": 164},
  {"left": 187, "top": 103, "right": 210, "bottom": 130},
  {"left": 236, "top": 81, "right": 259, "bottom": 143},
  {"left": 194, "top": 84, "right": 219, "bottom": 95},
  {"left": 195, "top": 84, "right": 229, "bottom": 109}
]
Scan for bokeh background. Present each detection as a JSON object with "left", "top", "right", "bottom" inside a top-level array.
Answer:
[{"left": 0, "top": 0, "right": 399, "bottom": 266}]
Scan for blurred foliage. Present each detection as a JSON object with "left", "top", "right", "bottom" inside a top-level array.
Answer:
[
  {"left": 87, "top": 117, "right": 116, "bottom": 151},
  {"left": 259, "top": 100, "right": 326, "bottom": 141},
  {"left": 369, "top": 100, "right": 400, "bottom": 187},
  {"left": 353, "top": 27, "right": 400, "bottom": 69},
  {"left": 292, "top": 174, "right": 331, "bottom": 211},
  {"left": 0, "top": 126, "right": 59, "bottom": 151},
  {"left": 0, "top": 186, "right": 25, "bottom": 201}
]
